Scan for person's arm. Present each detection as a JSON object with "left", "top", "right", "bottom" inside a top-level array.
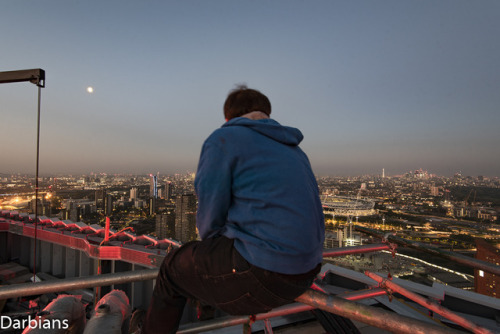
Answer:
[{"left": 194, "top": 134, "right": 232, "bottom": 240}]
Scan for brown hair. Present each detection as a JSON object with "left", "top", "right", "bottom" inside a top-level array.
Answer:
[{"left": 223, "top": 85, "right": 271, "bottom": 121}]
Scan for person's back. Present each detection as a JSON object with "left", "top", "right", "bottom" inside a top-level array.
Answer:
[
  {"left": 195, "top": 116, "right": 324, "bottom": 274},
  {"left": 143, "top": 86, "right": 324, "bottom": 334}
]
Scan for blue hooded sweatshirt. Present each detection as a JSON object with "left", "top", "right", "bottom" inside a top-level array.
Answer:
[{"left": 194, "top": 117, "right": 325, "bottom": 274}]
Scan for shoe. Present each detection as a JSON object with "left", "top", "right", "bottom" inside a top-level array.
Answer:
[
  {"left": 197, "top": 301, "right": 216, "bottom": 321},
  {"left": 129, "top": 309, "right": 146, "bottom": 334}
]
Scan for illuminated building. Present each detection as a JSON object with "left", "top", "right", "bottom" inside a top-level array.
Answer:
[
  {"left": 105, "top": 194, "right": 113, "bottom": 217},
  {"left": 430, "top": 186, "right": 439, "bottom": 196},
  {"left": 95, "top": 189, "right": 106, "bottom": 213},
  {"left": 174, "top": 194, "right": 197, "bottom": 243},
  {"left": 149, "top": 197, "right": 156, "bottom": 215},
  {"left": 29, "top": 198, "right": 50, "bottom": 216},
  {"left": 156, "top": 211, "right": 175, "bottom": 239},
  {"left": 475, "top": 238, "right": 500, "bottom": 298},
  {"left": 164, "top": 181, "right": 173, "bottom": 200},
  {"left": 149, "top": 174, "right": 158, "bottom": 199},
  {"left": 130, "top": 187, "right": 138, "bottom": 201},
  {"left": 322, "top": 196, "right": 376, "bottom": 217}
]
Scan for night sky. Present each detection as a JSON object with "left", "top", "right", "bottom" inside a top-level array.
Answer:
[{"left": 1, "top": 1, "right": 499, "bottom": 177}]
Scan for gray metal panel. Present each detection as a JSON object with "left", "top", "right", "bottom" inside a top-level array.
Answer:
[
  {"left": 65, "top": 248, "right": 79, "bottom": 278},
  {"left": 79, "top": 250, "right": 94, "bottom": 277},
  {"left": 29, "top": 238, "right": 42, "bottom": 271},
  {"left": 374, "top": 295, "right": 439, "bottom": 325},
  {"left": 40, "top": 240, "right": 52, "bottom": 272},
  {"left": 322, "top": 265, "right": 446, "bottom": 301},
  {"left": 434, "top": 309, "right": 500, "bottom": 332},
  {"left": 392, "top": 277, "right": 445, "bottom": 300},
  {"left": 52, "top": 244, "right": 66, "bottom": 277},
  {"left": 434, "top": 282, "right": 500, "bottom": 310},
  {"left": 320, "top": 263, "right": 377, "bottom": 286},
  {"left": 132, "top": 265, "right": 154, "bottom": 309},
  {"left": 8, "top": 234, "right": 20, "bottom": 261}
]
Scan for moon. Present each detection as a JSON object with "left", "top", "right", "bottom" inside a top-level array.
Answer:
[{"left": 87, "top": 86, "right": 94, "bottom": 93}]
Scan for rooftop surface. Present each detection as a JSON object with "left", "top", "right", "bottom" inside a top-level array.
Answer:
[{"left": 0, "top": 210, "right": 499, "bottom": 333}]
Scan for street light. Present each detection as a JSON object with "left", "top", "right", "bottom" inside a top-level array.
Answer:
[{"left": 0, "top": 68, "right": 45, "bottom": 282}]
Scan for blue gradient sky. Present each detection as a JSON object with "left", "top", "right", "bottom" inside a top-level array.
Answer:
[{"left": 1, "top": 1, "right": 499, "bottom": 177}]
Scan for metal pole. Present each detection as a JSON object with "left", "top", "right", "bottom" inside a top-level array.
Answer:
[
  {"left": 338, "top": 288, "right": 387, "bottom": 301},
  {"left": 0, "top": 269, "right": 159, "bottom": 300},
  {"left": 178, "top": 315, "right": 253, "bottom": 334},
  {"left": 178, "top": 302, "right": 317, "bottom": 334},
  {"left": 0, "top": 264, "right": 386, "bottom": 302},
  {"left": 0, "top": 68, "right": 46, "bottom": 282},
  {"left": 356, "top": 226, "right": 500, "bottom": 276},
  {"left": 179, "top": 289, "right": 461, "bottom": 334},
  {"left": 365, "top": 271, "right": 494, "bottom": 334},
  {"left": 295, "top": 289, "right": 461, "bottom": 334},
  {"left": 33, "top": 84, "right": 42, "bottom": 282},
  {"left": 323, "top": 243, "right": 390, "bottom": 257},
  {"left": 0, "top": 270, "right": 461, "bottom": 334}
]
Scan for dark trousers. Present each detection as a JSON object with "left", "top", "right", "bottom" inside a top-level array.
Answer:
[{"left": 143, "top": 236, "right": 319, "bottom": 334}]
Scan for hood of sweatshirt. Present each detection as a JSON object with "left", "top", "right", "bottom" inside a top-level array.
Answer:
[{"left": 222, "top": 117, "right": 304, "bottom": 146}]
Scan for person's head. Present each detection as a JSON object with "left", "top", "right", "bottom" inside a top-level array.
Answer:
[{"left": 223, "top": 85, "right": 271, "bottom": 121}]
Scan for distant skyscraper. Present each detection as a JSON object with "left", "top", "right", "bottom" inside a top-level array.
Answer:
[
  {"left": 30, "top": 198, "right": 50, "bottom": 216},
  {"left": 95, "top": 189, "right": 106, "bottom": 213},
  {"left": 69, "top": 203, "right": 93, "bottom": 222},
  {"left": 150, "top": 175, "right": 158, "bottom": 198},
  {"left": 130, "top": 187, "right": 138, "bottom": 201},
  {"left": 149, "top": 197, "right": 157, "bottom": 216},
  {"left": 174, "top": 194, "right": 197, "bottom": 243},
  {"left": 165, "top": 181, "right": 173, "bottom": 200},
  {"left": 382, "top": 168, "right": 385, "bottom": 178},
  {"left": 156, "top": 211, "right": 176, "bottom": 239},
  {"left": 105, "top": 194, "right": 114, "bottom": 217},
  {"left": 430, "top": 186, "right": 439, "bottom": 196}
]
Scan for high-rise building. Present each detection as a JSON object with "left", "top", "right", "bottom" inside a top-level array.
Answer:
[
  {"left": 30, "top": 198, "right": 50, "bottom": 216},
  {"left": 69, "top": 203, "right": 93, "bottom": 222},
  {"left": 164, "top": 181, "right": 173, "bottom": 200},
  {"left": 105, "top": 194, "right": 114, "bottom": 217},
  {"left": 130, "top": 187, "right": 138, "bottom": 201},
  {"left": 156, "top": 211, "right": 176, "bottom": 239},
  {"left": 95, "top": 189, "right": 106, "bottom": 213},
  {"left": 174, "top": 194, "right": 197, "bottom": 243},
  {"left": 149, "top": 197, "right": 157, "bottom": 216},
  {"left": 475, "top": 239, "right": 500, "bottom": 298},
  {"left": 430, "top": 186, "right": 439, "bottom": 196},
  {"left": 150, "top": 174, "right": 158, "bottom": 199}
]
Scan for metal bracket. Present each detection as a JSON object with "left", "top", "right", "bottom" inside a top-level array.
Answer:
[
  {"left": 263, "top": 318, "right": 274, "bottom": 334},
  {"left": 0, "top": 68, "right": 45, "bottom": 87},
  {"left": 243, "top": 315, "right": 256, "bottom": 334},
  {"left": 388, "top": 242, "right": 398, "bottom": 257},
  {"left": 381, "top": 232, "right": 398, "bottom": 257}
]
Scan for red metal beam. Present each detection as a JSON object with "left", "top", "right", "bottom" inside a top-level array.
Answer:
[
  {"left": 365, "top": 271, "right": 493, "bottom": 334},
  {"left": 323, "top": 243, "right": 390, "bottom": 257}
]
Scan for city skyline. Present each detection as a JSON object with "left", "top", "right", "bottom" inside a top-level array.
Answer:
[
  {"left": 1, "top": 1, "right": 500, "bottom": 177},
  {"left": 0, "top": 169, "right": 499, "bottom": 180}
]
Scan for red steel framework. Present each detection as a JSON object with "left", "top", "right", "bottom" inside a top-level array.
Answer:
[
  {"left": 0, "top": 214, "right": 494, "bottom": 333},
  {"left": 365, "top": 271, "right": 494, "bottom": 334}
]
